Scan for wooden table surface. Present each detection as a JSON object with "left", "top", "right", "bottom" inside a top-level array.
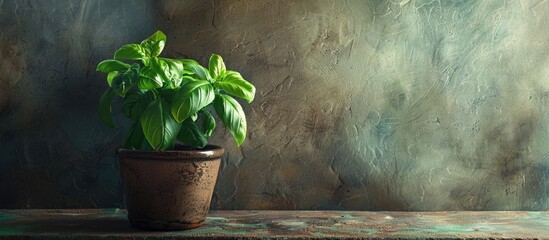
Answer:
[{"left": 0, "top": 209, "right": 548, "bottom": 239}]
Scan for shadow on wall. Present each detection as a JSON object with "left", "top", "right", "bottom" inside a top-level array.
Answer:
[
  {"left": 0, "top": 0, "right": 156, "bottom": 208},
  {"left": 1, "top": 0, "right": 548, "bottom": 210}
]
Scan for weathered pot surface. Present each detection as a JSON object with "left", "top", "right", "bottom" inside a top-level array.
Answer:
[{"left": 117, "top": 144, "right": 224, "bottom": 230}]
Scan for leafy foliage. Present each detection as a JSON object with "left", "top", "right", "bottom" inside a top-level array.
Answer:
[
  {"left": 214, "top": 94, "right": 247, "bottom": 146},
  {"left": 97, "top": 31, "right": 256, "bottom": 150}
]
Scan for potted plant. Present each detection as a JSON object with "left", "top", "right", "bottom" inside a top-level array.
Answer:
[{"left": 96, "top": 31, "right": 255, "bottom": 230}]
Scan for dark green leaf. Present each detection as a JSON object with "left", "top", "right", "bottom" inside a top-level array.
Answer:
[
  {"left": 171, "top": 80, "right": 215, "bottom": 123},
  {"left": 158, "top": 88, "right": 178, "bottom": 104},
  {"left": 96, "top": 60, "right": 131, "bottom": 73},
  {"left": 130, "top": 63, "right": 141, "bottom": 71},
  {"left": 114, "top": 44, "right": 147, "bottom": 60},
  {"left": 111, "top": 73, "right": 129, "bottom": 97},
  {"left": 214, "top": 94, "right": 247, "bottom": 146},
  {"left": 140, "top": 99, "right": 181, "bottom": 150},
  {"left": 122, "top": 90, "right": 155, "bottom": 120},
  {"left": 125, "top": 120, "right": 145, "bottom": 149},
  {"left": 122, "top": 91, "right": 142, "bottom": 120},
  {"left": 202, "top": 110, "right": 216, "bottom": 137},
  {"left": 99, "top": 89, "right": 115, "bottom": 128},
  {"left": 209, "top": 54, "right": 226, "bottom": 80},
  {"left": 177, "top": 119, "right": 208, "bottom": 148},
  {"left": 138, "top": 66, "right": 163, "bottom": 90},
  {"left": 181, "top": 59, "right": 211, "bottom": 81},
  {"left": 112, "top": 67, "right": 139, "bottom": 97},
  {"left": 217, "top": 70, "right": 256, "bottom": 103}
]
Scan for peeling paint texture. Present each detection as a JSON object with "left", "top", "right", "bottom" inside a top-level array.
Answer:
[{"left": 0, "top": 0, "right": 548, "bottom": 210}]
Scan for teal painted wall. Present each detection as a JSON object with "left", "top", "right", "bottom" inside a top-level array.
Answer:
[{"left": 0, "top": 0, "right": 548, "bottom": 210}]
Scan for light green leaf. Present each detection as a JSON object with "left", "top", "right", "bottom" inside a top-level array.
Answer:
[
  {"left": 114, "top": 44, "right": 147, "bottom": 60},
  {"left": 141, "top": 30, "right": 167, "bottom": 44},
  {"left": 213, "top": 94, "right": 247, "bottom": 146},
  {"left": 140, "top": 31, "right": 167, "bottom": 57},
  {"left": 125, "top": 120, "right": 145, "bottom": 150},
  {"left": 107, "top": 71, "right": 118, "bottom": 87},
  {"left": 138, "top": 66, "right": 163, "bottom": 90},
  {"left": 182, "top": 75, "right": 199, "bottom": 83},
  {"left": 140, "top": 99, "right": 181, "bottom": 150},
  {"left": 99, "top": 89, "right": 115, "bottom": 128},
  {"left": 150, "top": 58, "right": 185, "bottom": 89},
  {"left": 217, "top": 71, "right": 256, "bottom": 103},
  {"left": 171, "top": 80, "right": 215, "bottom": 123},
  {"left": 177, "top": 119, "right": 208, "bottom": 148},
  {"left": 181, "top": 59, "right": 211, "bottom": 81},
  {"left": 96, "top": 60, "right": 131, "bottom": 73},
  {"left": 209, "top": 54, "right": 226, "bottom": 80},
  {"left": 202, "top": 110, "right": 216, "bottom": 137}
]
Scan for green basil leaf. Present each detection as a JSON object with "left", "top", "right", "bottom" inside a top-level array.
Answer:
[
  {"left": 114, "top": 44, "right": 147, "bottom": 60},
  {"left": 216, "top": 70, "right": 256, "bottom": 103},
  {"left": 149, "top": 57, "right": 167, "bottom": 76},
  {"left": 171, "top": 80, "right": 215, "bottom": 123},
  {"left": 122, "top": 91, "right": 143, "bottom": 120},
  {"left": 202, "top": 110, "right": 216, "bottom": 137},
  {"left": 158, "top": 88, "right": 178, "bottom": 104},
  {"left": 122, "top": 91, "right": 155, "bottom": 120},
  {"left": 182, "top": 75, "right": 199, "bottom": 83},
  {"left": 98, "top": 89, "right": 115, "bottom": 128},
  {"left": 181, "top": 59, "right": 211, "bottom": 81},
  {"left": 112, "top": 68, "right": 137, "bottom": 97},
  {"left": 125, "top": 120, "right": 145, "bottom": 149},
  {"left": 107, "top": 71, "right": 118, "bottom": 87},
  {"left": 96, "top": 60, "right": 131, "bottom": 73},
  {"left": 130, "top": 63, "right": 141, "bottom": 72},
  {"left": 140, "top": 99, "right": 181, "bottom": 150},
  {"left": 213, "top": 94, "right": 247, "bottom": 146},
  {"left": 208, "top": 54, "right": 226, "bottom": 80},
  {"left": 138, "top": 66, "right": 163, "bottom": 90},
  {"left": 140, "top": 31, "right": 166, "bottom": 57},
  {"left": 141, "top": 30, "right": 167, "bottom": 44},
  {"left": 147, "top": 39, "right": 165, "bottom": 57},
  {"left": 149, "top": 58, "right": 185, "bottom": 89},
  {"left": 191, "top": 113, "right": 198, "bottom": 122},
  {"left": 177, "top": 119, "right": 208, "bottom": 148}
]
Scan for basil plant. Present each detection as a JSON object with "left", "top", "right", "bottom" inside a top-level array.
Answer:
[{"left": 97, "top": 31, "right": 255, "bottom": 151}]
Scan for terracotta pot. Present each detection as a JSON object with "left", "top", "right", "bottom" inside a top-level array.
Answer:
[{"left": 117, "top": 144, "right": 223, "bottom": 230}]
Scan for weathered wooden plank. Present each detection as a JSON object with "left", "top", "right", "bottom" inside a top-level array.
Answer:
[{"left": 0, "top": 209, "right": 547, "bottom": 239}]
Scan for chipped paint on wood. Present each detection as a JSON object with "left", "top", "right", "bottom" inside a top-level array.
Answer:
[{"left": 0, "top": 209, "right": 548, "bottom": 239}]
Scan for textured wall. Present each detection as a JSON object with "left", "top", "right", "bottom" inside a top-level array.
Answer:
[{"left": 0, "top": 0, "right": 548, "bottom": 210}]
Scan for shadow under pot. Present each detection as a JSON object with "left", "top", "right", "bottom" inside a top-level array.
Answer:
[{"left": 117, "top": 144, "right": 223, "bottom": 230}]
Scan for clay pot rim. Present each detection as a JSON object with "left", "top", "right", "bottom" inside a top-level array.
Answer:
[{"left": 117, "top": 144, "right": 224, "bottom": 161}]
